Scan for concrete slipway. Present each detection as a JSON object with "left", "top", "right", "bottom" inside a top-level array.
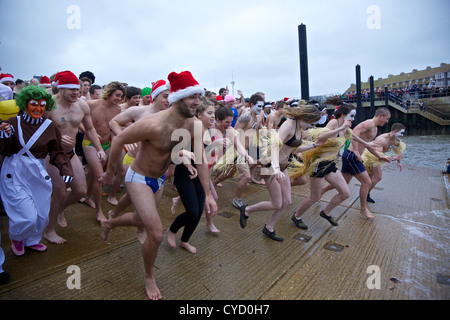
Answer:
[{"left": 0, "top": 163, "right": 448, "bottom": 300}]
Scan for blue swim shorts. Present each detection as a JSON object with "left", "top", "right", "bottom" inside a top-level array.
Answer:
[
  {"left": 341, "top": 149, "right": 366, "bottom": 175},
  {"left": 125, "top": 167, "right": 165, "bottom": 194}
]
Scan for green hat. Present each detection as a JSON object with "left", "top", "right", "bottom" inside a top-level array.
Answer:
[{"left": 141, "top": 87, "right": 152, "bottom": 97}]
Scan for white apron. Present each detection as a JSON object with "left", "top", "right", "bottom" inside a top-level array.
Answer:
[{"left": 0, "top": 116, "right": 53, "bottom": 246}]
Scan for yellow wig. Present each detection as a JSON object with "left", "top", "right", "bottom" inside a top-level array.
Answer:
[
  {"left": 288, "top": 127, "right": 352, "bottom": 178},
  {"left": 362, "top": 140, "right": 406, "bottom": 174}
]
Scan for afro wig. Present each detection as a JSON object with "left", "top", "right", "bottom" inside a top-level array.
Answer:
[{"left": 15, "top": 86, "right": 55, "bottom": 111}]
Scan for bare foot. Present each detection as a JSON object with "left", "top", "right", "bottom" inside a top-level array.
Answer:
[
  {"left": 107, "top": 197, "right": 118, "bottom": 206},
  {"left": 44, "top": 230, "right": 67, "bottom": 244},
  {"left": 171, "top": 197, "right": 180, "bottom": 215},
  {"left": 96, "top": 211, "right": 106, "bottom": 223},
  {"left": 180, "top": 241, "right": 197, "bottom": 254},
  {"left": 215, "top": 183, "right": 223, "bottom": 188},
  {"left": 206, "top": 223, "right": 221, "bottom": 233},
  {"left": 359, "top": 209, "right": 376, "bottom": 219},
  {"left": 136, "top": 227, "right": 147, "bottom": 245},
  {"left": 100, "top": 219, "right": 112, "bottom": 243},
  {"left": 144, "top": 275, "right": 162, "bottom": 300},
  {"left": 84, "top": 198, "right": 96, "bottom": 209},
  {"left": 167, "top": 230, "right": 177, "bottom": 249},
  {"left": 107, "top": 209, "right": 115, "bottom": 220},
  {"left": 57, "top": 212, "right": 67, "bottom": 228}
]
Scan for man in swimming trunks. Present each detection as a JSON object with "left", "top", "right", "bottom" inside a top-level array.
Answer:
[
  {"left": 341, "top": 107, "right": 391, "bottom": 219},
  {"left": 44, "top": 70, "right": 106, "bottom": 244},
  {"left": 99, "top": 71, "right": 217, "bottom": 300},
  {"left": 83, "top": 81, "right": 125, "bottom": 221},
  {"left": 107, "top": 79, "right": 169, "bottom": 225}
]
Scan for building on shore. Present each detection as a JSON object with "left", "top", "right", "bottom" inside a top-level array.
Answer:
[{"left": 345, "top": 63, "right": 449, "bottom": 94}]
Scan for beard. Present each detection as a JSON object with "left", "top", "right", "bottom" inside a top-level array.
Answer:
[{"left": 177, "top": 99, "right": 196, "bottom": 118}]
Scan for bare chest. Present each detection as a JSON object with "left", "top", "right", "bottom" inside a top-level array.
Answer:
[{"left": 50, "top": 108, "right": 84, "bottom": 132}]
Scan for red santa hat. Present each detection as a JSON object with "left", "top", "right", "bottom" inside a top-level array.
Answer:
[
  {"left": 150, "top": 79, "right": 169, "bottom": 103},
  {"left": 167, "top": 71, "right": 204, "bottom": 104},
  {"left": 216, "top": 95, "right": 223, "bottom": 101},
  {"left": 0, "top": 73, "right": 14, "bottom": 84},
  {"left": 52, "top": 70, "right": 80, "bottom": 89},
  {"left": 39, "top": 76, "right": 52, "bottom": 88}
]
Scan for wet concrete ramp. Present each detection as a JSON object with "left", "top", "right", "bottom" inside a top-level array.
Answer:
[{"left": 0, "top": 164, "right": 448, "bottom": 300}]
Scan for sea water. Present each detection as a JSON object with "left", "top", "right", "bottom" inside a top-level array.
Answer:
[{"left": 400, "top": 135, "right": 450, "bottom": 170}]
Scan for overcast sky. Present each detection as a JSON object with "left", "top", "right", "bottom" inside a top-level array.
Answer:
[{"left": 1, "top": 0, "right": 449, "bottom": 101}]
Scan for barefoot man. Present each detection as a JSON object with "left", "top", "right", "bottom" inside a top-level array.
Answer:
[
  {"left": 106, "top": 79, "right": 170, "bottom": 234},
  {"left": 44, "top": 71, "right": 106, "bottom": 244},
  {"left": 322, "top": 107, "right": 391, "bottom": 219},
  {"left": 100, "top": 71, "right": 217, "bottom": 300},
  {"left": 82, "top": 82, "right": 125, "bottom": 221}
]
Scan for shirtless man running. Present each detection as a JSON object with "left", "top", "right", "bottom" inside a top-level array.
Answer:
[
  {"left": 321, "top": 107, "right": 391, "bottom": 219},
  {"left": 107, "top": 80, "right": 170, "bottom": 223},
  {"left": 83, "top": 81, "right": 125, "bottom": 221},
  {"left": 100, "top": 71, "right": 217, "bottom": 300},
  {"left": 44, "top": 70, "right": 106, "bottom": 244}
]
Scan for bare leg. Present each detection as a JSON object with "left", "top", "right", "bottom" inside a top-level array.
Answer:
[
  {"left": 322, "top": 171, "right": 350, "bottom": 215},
  {"left": 354, "top": 171, "right": 376, "bottom": 219},
  {"left": 108, "top": 192, "right": 132, "bottom": 219},
  {"left": 107, "top": 152, "right": 125, "bottom": 206},
  {"left": 235, "top": 164, "right": 252, "bottom": 201},
  {"left": 368, "top": 165, "right": 382, "bottom": 193},
  {"left": 294, "top": 177, "right": 325, "bottom": 219},
  {"left": 265, "top": 171, "right": 292, "bottom": 232},
  {"left": 44, "top": 156, "right": 87, "bottom": 244},
  {"left": 83, "top": 145, "right": 107, "bottom": 222},
  {"left": 126, "top": 181, "right": 164, "bottom": 300},
  {"left": 205, "top": 180, "right": 220, "bottom": 233}
]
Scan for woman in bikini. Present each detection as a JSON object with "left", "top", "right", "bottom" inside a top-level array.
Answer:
[{"left": 239, "top": 104, "right": 324, "bottom": 241}]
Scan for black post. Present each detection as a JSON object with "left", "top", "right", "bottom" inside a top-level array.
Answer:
[
  {"left": 355, "top": 64, "right": 363, "bottom": 124},
  {"left": 298, "top": 24, "right": 309, "bottom": 100},
  {"left": 369, "top": 75, "right": 375, "bottom": 117}
]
